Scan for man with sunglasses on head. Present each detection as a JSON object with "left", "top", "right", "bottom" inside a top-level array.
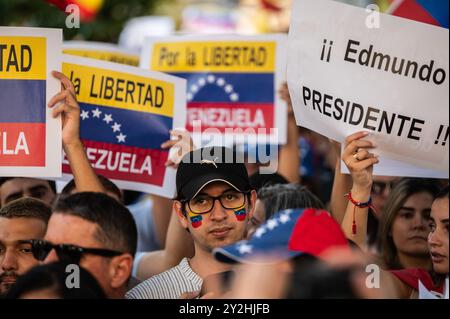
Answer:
[
  {"left": 0, "top": 198, "right": 52, "bottom": 295},
  {"left": 28, "top": 192, "right": 137, "bottom": 299},
  {"left": 126, "top": 146, "right": 257, "bottom": 299}
]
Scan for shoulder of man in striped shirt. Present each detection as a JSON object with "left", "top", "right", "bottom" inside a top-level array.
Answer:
[{"left": 125, "top": 258, "right": 203, "bottom": 299}]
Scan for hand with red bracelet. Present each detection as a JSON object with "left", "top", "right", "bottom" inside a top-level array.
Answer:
[{"left": 341, "top": 132, "right": 379, "bottom": 242}]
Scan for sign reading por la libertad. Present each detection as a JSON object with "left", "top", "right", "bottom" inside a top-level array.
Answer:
[{"left": 141, "top": 35, "right": 287, "bottom": 146}]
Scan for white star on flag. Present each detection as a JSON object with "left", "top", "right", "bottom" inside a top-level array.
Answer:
[
  {"left": 266, "top": 219, "right": 279, "bottom": 230},
  {"left": 103, "top": 114, "right": 113, "bottom": 124},
  {"left": 198, "top": 78, "right": 206, "bottom": 86},
  {"left": 92, "top": 108, "right": 102, "bottom": 118},
  {"left": 112, "top": 122, "right": 121, "bottom": 132},
  {"left": 116, "top": 133, "right": 126, "bottom": 143},
  {"left": 225, "top": 84, "right": 233, "bottom": 93},
  {"left": 254, "top": 227, "right": 266, "bottom": 238},
  {"left": 238, "top": 243, "right": 253, "bottom": 255},
  {"left": 230, "top": 93, "right": 239, "bottom": 102},
  {"left": 207, "top": 75, "right": 216, "bottom": 83},
  {"left": 191, "top": 84, "right": 199, "bottom": 93},
  {"left": 80, "top": 110, "right": 90, "bottom": 120},
  {"left": 216, "top": 78, "right": 225, "bottom": 86},
  {"left": 279, "top": 214, "right": 290, "bottom": 224}
]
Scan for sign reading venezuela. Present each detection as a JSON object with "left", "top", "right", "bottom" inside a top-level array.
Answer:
[
  {"left": 0, "top": 27, "right": 62, "bottom": 177},
  {"left": 61, "top": 55, "right": 186, "bottom": 197},
  {"left": 64, "top": 41, "right": 140, "bottom": 66},
  {"left": 141, "top": 35, "right": 287, "bottom": 145}
]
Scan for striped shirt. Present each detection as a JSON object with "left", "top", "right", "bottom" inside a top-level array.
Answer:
[{"left": 125, "top": 258, "right": 203, "bottom": 299}]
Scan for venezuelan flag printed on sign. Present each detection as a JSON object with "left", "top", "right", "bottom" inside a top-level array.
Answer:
[
  {"left": 0, "top": 36, "right": 47, "bottom": 166},
  {"left": 62, "top": 60, "right": 175, "bottom": 187},
  {"left": 145, "top": 37, "right": 286, "bottom": 138},
  {"left": 384, "top": 0, "right": 449, "bottom": 28}
]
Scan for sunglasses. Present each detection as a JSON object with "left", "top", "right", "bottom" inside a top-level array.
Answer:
[{"left": 25, "top": 240, "right": 123, "bottom": 265}]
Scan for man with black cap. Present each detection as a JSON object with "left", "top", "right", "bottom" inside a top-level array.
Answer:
[{"left": 126, "top": 146, "right": 257, "bottom": 299}]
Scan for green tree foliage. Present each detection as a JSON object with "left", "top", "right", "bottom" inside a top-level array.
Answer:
[{"left": 0, "top": 0, "right": 164, "bottom": 42}]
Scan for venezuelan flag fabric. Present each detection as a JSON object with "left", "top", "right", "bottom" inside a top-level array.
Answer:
[{"left": 380, "top": 0, "right": 449, "bottom": 28}]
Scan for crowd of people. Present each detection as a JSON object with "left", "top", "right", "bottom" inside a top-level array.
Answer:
[{"left": 0, "top": 68, "right": 448, "bottom": 300}]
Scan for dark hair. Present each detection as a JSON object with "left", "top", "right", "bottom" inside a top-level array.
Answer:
[
  {"left": 4, "top": 262, "right": 106, "bottom": 299},
  {"left": 249, "top": 172, "right": 288, "bottom": 191},
  {"left": 200, "top": 271, "right": 235, "bottom": 297},
  {"left": 257, "top": 184, "right": 325, "bottom": 220},
  {"left": 0, "top": 178, "right": 56, "bottom": 195},
  {"left": 435, "top": 184, "right": 449, "bottom": 200},
  {"left": 0, "top": 197, "right": 52, "bottom": 223},
  {"left": 53, "top": 192, "right": 137, "bottom": 256},
  {"left": 286, "top": 254, "right": 358, "bottom": 299},
  {"left": 377, "top": 178, "right": 441, "bottom": 270},
  {"left": 61, "top": 175, "right": 123, "bottom": 203}
]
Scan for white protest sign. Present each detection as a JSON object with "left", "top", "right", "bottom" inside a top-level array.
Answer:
[
  {"left": 60, "top": 55, "right": 186, "bottom": 198},
  {"left": 140, "top": 34, "right": 287, "bottom": 148},
  {"left": 287, "top": 0, "right": 449, "bottom": 178},
  {"left": 0, "top": 27, "right": 62, "bottom": 177},
  {"left": 63, "top": 41, "right": 140, "bottom": 66}
]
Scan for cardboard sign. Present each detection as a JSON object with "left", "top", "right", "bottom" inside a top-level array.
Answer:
[
  {"left": 64, "top": 41, "right": 140, "bottom": 66},
  {"left": 61, "top": 55, "right": 186, "bottom": 197},
  {"left": 141, "top": 35, "right": 287, "bottom": 146},
  {"left": 287, "top": 0, "right": 449, "bottom": 177},
  {"left": 0, "top": 27, "right": 62, "bottom": 177}
]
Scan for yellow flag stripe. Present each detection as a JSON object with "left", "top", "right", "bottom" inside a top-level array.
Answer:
[{"left": 0, "top": 36, "right": 46, "bottom": 80}]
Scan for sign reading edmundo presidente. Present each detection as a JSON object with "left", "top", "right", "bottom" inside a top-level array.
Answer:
[
  {"left": 141, "top": 35, "right": 287, "bottom": 146},
  {"left": 287, "top": 0, "right": 449, "bottom": 177},
  {"left": 64, "top": 41, "right": 140, "bottom": 66},
  {"left": 61, "top": 55, "right": 186, "bottom": 197},
  {"left": 0, "top": 27, "right": 62, "bottom": 177}
]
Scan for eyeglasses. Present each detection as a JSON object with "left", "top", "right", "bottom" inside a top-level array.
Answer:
[
  {"left": 183, "top": 190, "right": 249, "bottom": 215},
  {"left": 372, "top": 180, "right": 397, "bottom": 195},
  {"left": 26, "top": 240, "right": 123, "bottom": 265}
]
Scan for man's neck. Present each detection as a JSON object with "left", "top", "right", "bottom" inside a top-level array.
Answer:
[{"left": 189, "top": 246, "right": 232, "bottom": 279}]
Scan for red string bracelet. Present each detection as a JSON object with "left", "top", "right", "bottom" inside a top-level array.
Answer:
[{"left": 345, "top": 192, "right": 376, "bottom": 235}]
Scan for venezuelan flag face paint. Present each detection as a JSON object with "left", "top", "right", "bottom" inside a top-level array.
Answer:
[
  {"left": 188, "top": 211, "right": 203, "bottom": 228},
  {"left": 234, "top": 205, "right": 247, "bottom": 222}
]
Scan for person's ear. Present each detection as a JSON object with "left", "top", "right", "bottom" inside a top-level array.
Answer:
[
  {"left": 174, "top": 201, "right": 189, "bottom": 229},
  {"left": 247, "top": 190, "right": 257, "bottom": 220},
  {"left": 109, "top": 254, "right": 133, "bottom": 289}
]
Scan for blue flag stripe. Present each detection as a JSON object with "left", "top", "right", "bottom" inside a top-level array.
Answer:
[
  {"left": 79, "top": 103, "right": 172, "bottom": 149},
  {"left": 170, "top": 72, "right": 274, "bottom": 103},
  {"left": 0, "top": 79, "right": 46, "bottom": 123},
  {"left": 416, "top": 0, "right": 449, "bottom": 28}
]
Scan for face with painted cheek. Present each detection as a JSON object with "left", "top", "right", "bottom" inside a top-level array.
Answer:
[{"left": 179, "top": 182, "right": 256, "bottom": 251}]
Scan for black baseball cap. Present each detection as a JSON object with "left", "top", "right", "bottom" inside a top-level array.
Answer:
[{"left": 176, "top": 147, "right": 251, "bottom": 200}]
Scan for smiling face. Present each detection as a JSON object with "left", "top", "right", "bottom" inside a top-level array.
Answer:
[
  {"left": 428, "top": 197, "right": 449, "bottom": 275},
  {"left": 391, "top": 192, "right": 434, "bottom": 259},
  {"left": 175, "top": 182, "right": 256, "bottom": 252}
]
